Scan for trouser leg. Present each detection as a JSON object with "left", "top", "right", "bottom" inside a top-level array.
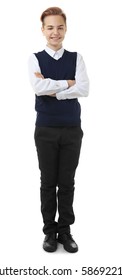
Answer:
[
  {"left": 34, "top": 127, "right": 59, "bottom": 234},
  {"left": 57, "top": 127, "right": 83, "bottom": 234}
]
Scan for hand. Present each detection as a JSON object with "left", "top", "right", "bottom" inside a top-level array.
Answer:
[
  {"left": 34, "top": 72, "right": 44, "bottom": 79},
  {"left": 50, "top": 93, "right": 56, "bottom": 97},
  {"left": 67, "top": 80, "right": 76, "bottom": 87}
]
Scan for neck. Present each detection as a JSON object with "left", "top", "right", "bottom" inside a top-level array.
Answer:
[{"left": 47, "top": 44, "right": 62, "bottom": 51}]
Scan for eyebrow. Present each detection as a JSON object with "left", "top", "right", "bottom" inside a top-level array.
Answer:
[{"left": 47, "top": 24, "right": 64, "bottom": 27}]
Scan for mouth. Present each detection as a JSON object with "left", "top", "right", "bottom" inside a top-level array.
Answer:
[{"left": 50, "top": 37, "right": 61, "bottom": 40}]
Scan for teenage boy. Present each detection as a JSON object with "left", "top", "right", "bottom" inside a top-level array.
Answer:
[{"left": 28, "top": 7, "right": 89, "bottom": 253}]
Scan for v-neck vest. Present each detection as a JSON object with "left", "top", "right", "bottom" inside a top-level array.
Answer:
[{"left": 34, "top": 50, "right": 81, "bottom": 127}]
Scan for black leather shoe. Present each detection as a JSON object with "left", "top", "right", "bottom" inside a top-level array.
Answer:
[
  {"left": 43, "top": 233, "right": 57, "bottom": 252},
  {"left": 58, "top": 233, "right": 78, "bottom": 253}
]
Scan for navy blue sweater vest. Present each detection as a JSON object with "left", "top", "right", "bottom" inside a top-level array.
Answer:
[{"left": 34, "top": 50, "right": 81, "bottom": 127}]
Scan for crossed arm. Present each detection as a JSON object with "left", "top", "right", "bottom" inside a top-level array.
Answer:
[
  {"left": 28, "top": 53, "right": 89, "bottom": 99},
  {"left": 34, "top": 72, "right": 75, "bottom": 97}
]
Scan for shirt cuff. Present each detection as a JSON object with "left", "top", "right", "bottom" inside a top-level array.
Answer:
[
  {"left": 57, "top": 80, "right": 68, "bottom": 90},
  {"left": 56, "top": 91, "right": 66, "bottom": 100}
]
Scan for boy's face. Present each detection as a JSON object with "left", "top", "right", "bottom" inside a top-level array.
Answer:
[{"left": 42, "top": 15, "right": 67, "bottom": 51}]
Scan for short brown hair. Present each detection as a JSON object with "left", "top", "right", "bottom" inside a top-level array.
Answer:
[{"left": 40, "top": 7, "right": 66, "bottom": 26}]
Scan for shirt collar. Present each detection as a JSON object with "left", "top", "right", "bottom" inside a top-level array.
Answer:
[{"left": 45, "top": 46, "right": 64, "bottom": 59}]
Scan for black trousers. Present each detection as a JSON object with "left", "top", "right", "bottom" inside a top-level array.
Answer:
[{"left": 34, "top": 126, "right": 83, "bottom": 235}]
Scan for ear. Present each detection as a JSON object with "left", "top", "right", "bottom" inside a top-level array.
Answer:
[{"left": 41, "top": 26, "right": 44, "bottom": 35}]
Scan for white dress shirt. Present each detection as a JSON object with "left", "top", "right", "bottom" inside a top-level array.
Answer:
[{"left": 28, "top": 46, "right": 89, "bottom": 100}]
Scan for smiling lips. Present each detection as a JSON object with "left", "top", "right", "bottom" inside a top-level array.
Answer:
[{"left": 51, "top": 37, "right": 61, "bottom": 40}]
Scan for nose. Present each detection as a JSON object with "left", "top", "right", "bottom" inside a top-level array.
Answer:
[{"left": 53, "top": 28, "right": 59, "bottom": 35}]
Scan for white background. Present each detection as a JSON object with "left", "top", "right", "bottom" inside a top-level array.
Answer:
[{"left": 0, "top": 0, "right": 122, "bottom": 279}]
